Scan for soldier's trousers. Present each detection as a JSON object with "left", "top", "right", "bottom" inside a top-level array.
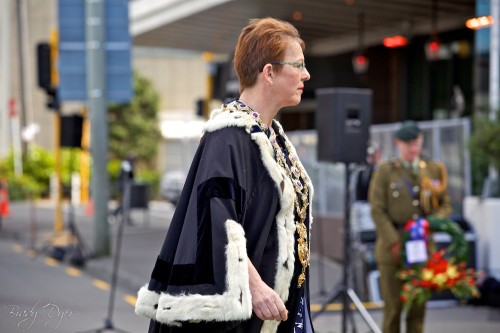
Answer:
[{"left": 378, "top": 263, "right": 426, "bottom": 333}]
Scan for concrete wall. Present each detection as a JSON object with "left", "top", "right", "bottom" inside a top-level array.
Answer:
[
  {"left": 464, "top": 197, "right": 500, "bottom": 280},
  {"left": 132, "top": 47, "right": 211, "bottom": 172},
  {"left": 7, "top": 0, "right": 57, "bottom": 151},
  {"left": 133, "top": 47, "right": 208, "bottom": 112}
]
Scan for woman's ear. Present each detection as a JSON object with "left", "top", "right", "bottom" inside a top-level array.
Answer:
[{"left": 263, "top": 64, "right": 274, "bottom": 85}]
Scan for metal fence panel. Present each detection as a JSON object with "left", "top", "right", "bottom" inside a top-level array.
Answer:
[{"left": 287, "top": 118, "right": 471, "bottom": 216}]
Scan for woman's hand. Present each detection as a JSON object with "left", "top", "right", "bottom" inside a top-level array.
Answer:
[{"left": 248, "top": 260, "right": 288, "bottom": 321}]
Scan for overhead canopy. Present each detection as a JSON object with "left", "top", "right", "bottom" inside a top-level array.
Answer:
[{"left": 131, "top": 0, "right": 475, "bottom": 56}]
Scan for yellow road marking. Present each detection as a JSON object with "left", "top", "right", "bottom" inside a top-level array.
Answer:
[
  {"left": 311, "top": 302, "right": 383, "bottom": 312},
  {"left": 12, "top": 244, "right": 23, "bottom": 253},
  {"left": 44, "top": 257, "right": 60, "bottom": 267},
  {"left": 27, "top": 249, "right": 38, "bottom": 258},
  {"left": 66, "top": 267, "right": 82, "bottom": 277},
  {"left": 123, "top": 295, "right": 137, "bottom": 307},
  {"left": 92, "top": 279, "right": 110, "bottom": 291}
]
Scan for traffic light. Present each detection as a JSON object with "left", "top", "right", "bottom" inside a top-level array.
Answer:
[
  {"left": 36, "top": 43, "right": 52, "bottom": 91},
  {"left": 60, "top": 114, "right": 83, "bottom": 148},
  {"left": 46, "top": 87, "right": 60, "bottom": 110},
  {"left": 36, "top": 29, "right": 59, "bottom": 110},
  {"left": 195, "top": 98, "right": 211, "bottom": 118},
  {"left": 49, "top": 29, "right": 59, "bottom": 87}
]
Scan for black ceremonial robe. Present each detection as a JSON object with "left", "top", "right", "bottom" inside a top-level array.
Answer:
[{"left": 135, "top": 107, "right": 314, "bottom": 333}]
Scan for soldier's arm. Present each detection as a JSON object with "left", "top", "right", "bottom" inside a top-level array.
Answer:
[
  {"left": 431, "top": 162, "right": 453, "bottom": 218},
  {"left": 369, "top": 164, "right": 400, "bottom": 247}
]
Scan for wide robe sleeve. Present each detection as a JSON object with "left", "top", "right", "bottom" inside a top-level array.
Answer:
[{"left": 135, "top": 128, "right": 260, "bottom": 328}]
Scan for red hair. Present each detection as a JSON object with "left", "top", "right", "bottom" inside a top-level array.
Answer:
[{"left": 233, "top": 17, "right": 305, "bottom": 92}]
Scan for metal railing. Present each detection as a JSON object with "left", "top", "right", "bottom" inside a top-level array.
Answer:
[{"left": 287, "top": 117, "right": 472, "bottom": 216}]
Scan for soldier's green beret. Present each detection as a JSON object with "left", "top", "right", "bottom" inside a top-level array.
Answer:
[{"left": 395, "top": 120, "right": 421, "bottom": 141}]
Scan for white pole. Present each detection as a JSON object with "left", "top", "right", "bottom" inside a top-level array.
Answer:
[
  {"left": 11, "top": 109, "right": 22, "bottom": 175},
  {"left": 71, "top": 172, "right": 81, "bottom": 206},
  {"left": 491, "top": 0, "right": 500, "bottom": 118},
  {"left": 0, "top": 0, "right": 11, "bottom": 158},
  {"left": 490, "top": 0, "right": 500, "bottom": 181},
  {"left": 21, "top": 0, "right": 36, "bottom": 127}
]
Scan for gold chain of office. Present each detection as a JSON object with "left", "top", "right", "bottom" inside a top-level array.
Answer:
[{"left": 223, "top": 100, "right": 310, "bottom": 287}]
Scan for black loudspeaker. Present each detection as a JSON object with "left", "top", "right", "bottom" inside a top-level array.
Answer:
[
  {"left": 130, "top": 182, "right": 150, "bottom": 209},
  {"left": 316, "top": 87, "right": 372, "bottom": 163},
  {"left": 60, "top": 115, "right": 84, "bottom": 148}
]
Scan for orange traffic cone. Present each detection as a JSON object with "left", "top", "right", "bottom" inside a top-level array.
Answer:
[
  {"left": 85, "top": 199, "right": 94, "bottom": 216},
  {"left": 0, "top": 179, "right": 10, "bottom": 217}
]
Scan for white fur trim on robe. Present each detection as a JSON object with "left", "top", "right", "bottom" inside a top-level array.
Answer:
[
  {"left": 135, "top": 284, "right": 160, "bottom": 319},
  {"left": 135, "top": 220, "right": 252, "bottom": 326}
]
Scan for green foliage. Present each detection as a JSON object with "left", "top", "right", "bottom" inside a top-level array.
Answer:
[
  {"left": 1, "top": 71, "right": 163, "bottom": 201},
  {"left": 427, "top": 217, "right": 468, "bottom": 263},
  {"left": 107, "top": 158, "right": 123, "bottom": 199},
  {"left": 470, "top": 146, "right": 489, "bottom": 196},
  {"left": 107, "top": 159, "right": 122, "bottom": 183},
  {"left": 136, "top": 169, "right": 161, "bottom": 199},
  {"left": 469, "top": 114, "right": 500, "bottom": 195},
  {"left": 4, "top": 174, "right": 45, "bottom": 201},
  {"left": 0, "top": 146, "right": 87, "bottom": 200},
  {"left": 0, "top": 156, "right": 9, "bottom": 177},
  {"left": 19, "top": 146, "right": 54, "bottom": 188},
  {"left": 107, "top": 71, "right": 162, "bottom": 170},
  {"left": 0, "top": 146, "right": 54, "bottom": 200},
  {"left": 470, "top": 114, "right": 500, "bottom": 168},
  {"left": 61, "top": 148, "right": 81, "bottom": 186}
]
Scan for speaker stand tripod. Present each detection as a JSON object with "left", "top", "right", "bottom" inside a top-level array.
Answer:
[
  {"left": 65, "top": 200, "right": 92, "bottom": 266},
  {"left": 312, "top": 162, "right": 380, "bottom": 333},
  {"left": 80, "top": 176, "right": 132, "bottom": 333},
  {"left": 34, "top": 199, "right": 91, "bottom": 265}
]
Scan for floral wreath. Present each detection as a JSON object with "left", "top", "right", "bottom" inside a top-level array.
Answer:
[{"left": 398, "top": 216, "right": 481, "bottom": 312}]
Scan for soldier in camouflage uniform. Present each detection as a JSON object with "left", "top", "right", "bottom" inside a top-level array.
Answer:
[{"left": 368, "top": 121, "right": 452, "bottom": 333}]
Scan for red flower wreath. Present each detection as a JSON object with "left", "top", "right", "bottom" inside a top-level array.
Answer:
[{"left": 397, "top": 217, "right": 482, "bottom": 312}]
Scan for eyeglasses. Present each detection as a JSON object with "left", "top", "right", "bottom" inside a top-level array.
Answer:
[{"left": 271, "top": 61, "right": 306, "bottom": 71}]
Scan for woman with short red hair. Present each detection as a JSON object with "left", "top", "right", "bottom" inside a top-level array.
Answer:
[{"left": 136, "top": 17, "right": 313, "bottom": 333}]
